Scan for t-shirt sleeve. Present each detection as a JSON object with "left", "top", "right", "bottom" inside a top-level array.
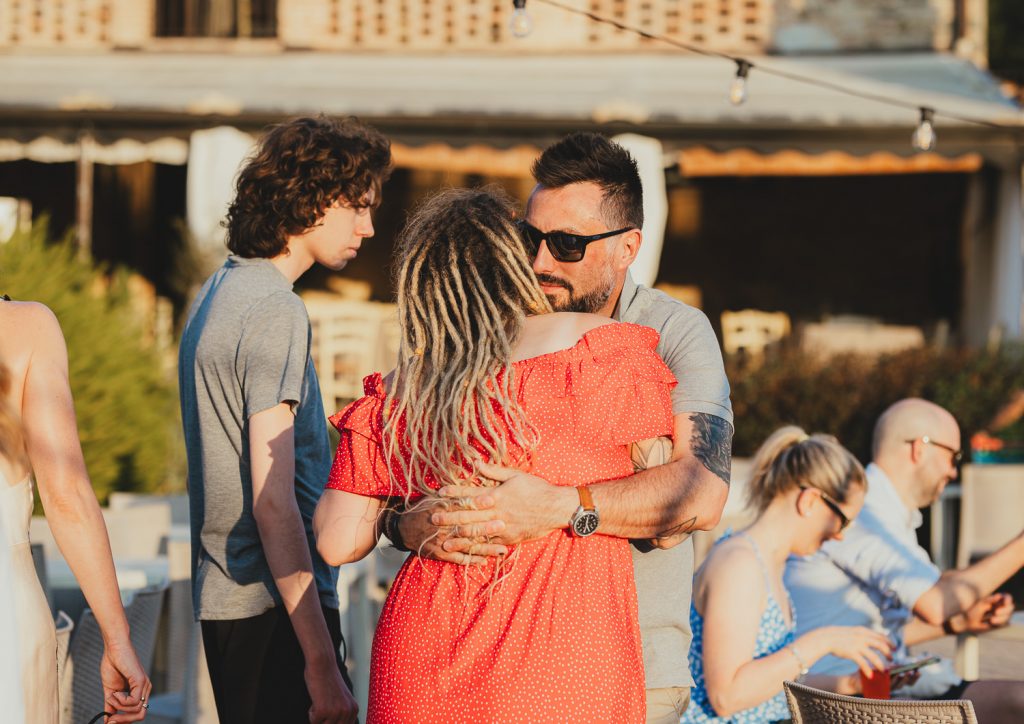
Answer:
[
  {"left": 236, "top": 292, "right": 311, "bottom": 418},
  {"left": 824, "top": 512, "right": 941, "bottom": 611},
  {"left": 325, "top": 395, "right": 400, "bottom": 498},
  {"left": 658, "top": 306, "right": 733, "bottom": 424}
]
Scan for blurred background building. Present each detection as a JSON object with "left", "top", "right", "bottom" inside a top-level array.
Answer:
[
  {"left": 1, "top": 0, "right": 1022, "bottom": 404},
  {"left": 5, "top": 6, "right": 1024, "bottom": 719}
]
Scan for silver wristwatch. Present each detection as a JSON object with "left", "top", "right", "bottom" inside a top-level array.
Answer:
[{"left": 569, "top": 485, "right": 600, "bottom": 537}]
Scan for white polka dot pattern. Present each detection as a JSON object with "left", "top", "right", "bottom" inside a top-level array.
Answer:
[{"left": 326, "top": 323, "right": 677, "bottom": 723}]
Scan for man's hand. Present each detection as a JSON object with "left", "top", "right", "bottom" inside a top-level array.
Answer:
[
  {"left": 395, "top": 500, "right": 508, "bottom": 565},
  {"left": 433, "top": 462, "right": 577, "bottom": 547},
  {"left": 960, "top": 592, "right": 1015, "bottom": 634},
  {"left": 306, "top": 665, "right": 358, "bottom": 724}
]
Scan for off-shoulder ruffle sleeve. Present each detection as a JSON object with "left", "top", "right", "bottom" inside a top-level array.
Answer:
[
  {"left": 325, "top": 373, "right": 403, "bottom": 498},
  {"left": 573, "top": 323, "right": 677, "bottom": 447}
]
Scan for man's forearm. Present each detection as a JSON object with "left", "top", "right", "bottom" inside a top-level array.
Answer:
[
  {"left": 922, "top": 535, "right": 1024, "bottom": 623},
  {"left": 590, "top": 412, "right": 731, "bottom": 539},
  {"left": 256, "top": 501, "right": 337, "bottom": 666},
  {"left": 591, "top": 456, "right": 728, "bottom": 539},
  {"left": 904, "top": 616, "right": 948, "bottom": 646},
  {"left": 250, "top": 404, "right": 336, "bottom": 668}
]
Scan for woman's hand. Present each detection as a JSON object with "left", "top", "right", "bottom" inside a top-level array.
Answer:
[
  {"left": 820, "top": 626, "right": 893, "bottom": 675},
  {"left": 891, "top": 667, "right": 921, "bottom": 691},
  {"left": 100, "top": 640, "right": 152, "bottom": 723}
]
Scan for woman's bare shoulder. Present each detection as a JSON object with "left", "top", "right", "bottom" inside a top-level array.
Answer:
[
  {"left": 1, "top": 301, "right": 64, "bottom": 353},
  {"left": 1, "top": 300, "right": 60, "bottom": 329},
  {"left": 515, "top": 312, "right": 617, "bottom": 360},
  {"left": 694, "top": 537, "right": 765, "bottom": 612}
]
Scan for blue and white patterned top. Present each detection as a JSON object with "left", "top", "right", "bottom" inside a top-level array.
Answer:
[{"left": 681, "top": 531, "right": 795, "bottom": 723}]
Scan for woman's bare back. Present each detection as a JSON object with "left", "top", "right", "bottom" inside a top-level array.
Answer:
[{"left": 511, "top": 312, "right": 617, "bottom": 362}]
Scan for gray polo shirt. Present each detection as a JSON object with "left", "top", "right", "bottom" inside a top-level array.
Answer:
[
  {"left": 785, "top": 464, "right": 960, "bottom": 696},
  {"left": 179, "top": 255, "right": 339, "bottom": 621},
  {"left": 614, "top": 272, "right": 733, "bottom": 690}
]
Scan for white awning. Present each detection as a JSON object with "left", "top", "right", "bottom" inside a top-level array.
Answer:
[
  {"left": 0, "top": 51, "right": 1019, "bottom": 133},
  {"left": 0, "top": 135, "right": 189, "bottom": 165}
]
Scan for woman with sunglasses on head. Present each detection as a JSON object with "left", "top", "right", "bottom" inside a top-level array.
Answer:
[
  {"left": 682, "top": 426, "right": 897, "bottom": 723},
  {"left": 313, "top": 187, "right": 676, "bottom": 723},
  {"left": 0, "top": 298, "right": 151, "bottom": 723}
]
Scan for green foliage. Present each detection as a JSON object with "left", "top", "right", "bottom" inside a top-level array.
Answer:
[
  {"left": 729, "top": 345, "right": 1024, "bottom": 462},
  {"left": 0, "top": 221, "right": 178, "bottom": 502}
]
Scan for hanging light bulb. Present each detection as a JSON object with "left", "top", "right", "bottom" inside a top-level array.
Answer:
[
  {"left": 509, "top": 0, "right": 533, "bottom": 38},
  {"left": 912, "top": 107, "right": 936, "bottom": 152},
  {"left": 729, "top": 60, "right": 751, "bottom": 105}
]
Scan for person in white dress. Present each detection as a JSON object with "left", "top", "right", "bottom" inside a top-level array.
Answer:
[{"left": 0, "top": 297, "right": 151, "bottom": 723}]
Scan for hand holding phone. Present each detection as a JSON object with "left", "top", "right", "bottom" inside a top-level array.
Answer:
[{"left": 889, "top": 655, "right": 942, "bottom": 677}]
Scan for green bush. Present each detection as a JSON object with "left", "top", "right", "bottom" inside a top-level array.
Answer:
[
  {"left": 728, "top": 345, "right": 1024, "bottom": 462},
  {"left": 0, "top": 222, "right": 178, "bottom": 502}
]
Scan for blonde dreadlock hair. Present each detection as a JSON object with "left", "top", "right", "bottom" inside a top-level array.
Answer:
[{"left": 384, "top": 187, "right": 553, "bottom": 502}]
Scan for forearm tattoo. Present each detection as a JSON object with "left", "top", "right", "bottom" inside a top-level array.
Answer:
[
  {"left": 689, "top": 413, "right": 734, "bottom": 485},
  {"left": 655, "top": 516, "right": 697, "bottom": 540}
]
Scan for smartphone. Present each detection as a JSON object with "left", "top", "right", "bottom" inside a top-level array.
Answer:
[{"left": 889, "top": 655, "right": 942, "bottom": 677}]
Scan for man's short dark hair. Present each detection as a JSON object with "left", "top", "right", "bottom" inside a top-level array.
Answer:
[
  {"left": 225, "top": 115, "right": 392, "bottom": 258},
  {"left": 531, "top": 132, "right": 643, "bottom": 229}
]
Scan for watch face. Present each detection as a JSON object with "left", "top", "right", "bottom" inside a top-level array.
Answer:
[{"left": 573, "top": 511, "right": 600, "bottom": 537}]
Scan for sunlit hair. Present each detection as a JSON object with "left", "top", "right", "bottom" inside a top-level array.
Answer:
[
  {"left": 745, "top": 425, "right": 865, "bottom": 515},
  {"left": 531, "top": 132, "right": 643, "bottom": 229},
  {"left": 225, "top": 115, "right": 392, "bottom": 258},
  {"left": 384, "top": 187, "right": 553, "bottom": 503},
  {"left": 0, "top": 364, "right": 26, "bottom": 470}
]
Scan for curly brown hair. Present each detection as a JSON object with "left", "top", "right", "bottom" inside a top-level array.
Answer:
[{"left": 225, "top": 115, "right": 392, "bottom": 258}]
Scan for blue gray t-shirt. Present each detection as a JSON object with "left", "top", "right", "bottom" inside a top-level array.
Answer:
[{"left": 179, "top": 255, "right": 338, "bottom": 621}]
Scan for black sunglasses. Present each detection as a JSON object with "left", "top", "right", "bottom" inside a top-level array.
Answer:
[
  {"left": 798, "top": 485, "right": 851, "bottom": 532},
  {"left": 516, "top": 219, "right": 634, "bottom": 263},
  {"left": 905, "top": 436, "right": 963, "bottom": 465}
]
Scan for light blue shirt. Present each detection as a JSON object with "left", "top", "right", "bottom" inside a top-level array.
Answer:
[{"left": 785, "top": 464, "right": 960, "bottom": 695}]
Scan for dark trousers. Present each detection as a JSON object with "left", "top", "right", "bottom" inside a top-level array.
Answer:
[{"left": 201, "top": 604, "right": 353, "bottom": 724}]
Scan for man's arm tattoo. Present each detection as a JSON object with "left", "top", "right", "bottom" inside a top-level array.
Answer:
[
  {"left": 689, "top": 413, "right": 734, "bottom": 485},
  {"left": 655, "top": 516, "right": 697, "bottom": 540}
]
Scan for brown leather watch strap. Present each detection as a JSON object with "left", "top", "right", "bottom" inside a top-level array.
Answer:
[{"left": 577, "top": 485, "right": 595, "bottom": 511}]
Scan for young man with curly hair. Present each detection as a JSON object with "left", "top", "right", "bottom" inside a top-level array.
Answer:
[{"left": 179, "top": 116, "right": 391, "bottom": 724}]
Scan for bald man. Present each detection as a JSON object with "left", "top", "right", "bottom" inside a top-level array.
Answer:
[{"left": 786, "top": 399, "right": 1024, "bottom": 719}]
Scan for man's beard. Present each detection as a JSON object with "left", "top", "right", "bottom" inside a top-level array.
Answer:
[{"left": 536, "top": 273, "right": 615, "bottom": 314}]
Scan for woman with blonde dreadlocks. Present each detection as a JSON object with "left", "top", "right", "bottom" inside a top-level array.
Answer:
[{"left": 313, "top": 187, "right": 676, "bottom": 723}]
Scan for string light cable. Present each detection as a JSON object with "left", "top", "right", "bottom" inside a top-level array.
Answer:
[{"left": 511, "top": 0, "right": 1024, "bottom": 148}]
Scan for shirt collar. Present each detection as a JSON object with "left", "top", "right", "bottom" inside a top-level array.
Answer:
[
  {"left": 865, "top": 463, "right": 923, "bottom": 530},
  {"left": 612, "top": 271, "right": 637, "bottom": 322},
  {"left": 227, "top": 254, "right": 294, "bottom": 290}
]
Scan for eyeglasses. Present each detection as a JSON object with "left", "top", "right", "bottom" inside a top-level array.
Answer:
[
  {"left": 517, "top": 219, "right": 634, "bottom": 263},
  {"left": 905, "top": 436, "right": 963, "bottom": 465},
  {"left": 798, "top": 485, "right": 851, "bottom": 532}
]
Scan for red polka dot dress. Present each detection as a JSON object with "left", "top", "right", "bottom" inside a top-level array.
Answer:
[{"left": 326, "top": 323, "right": 676, "bottom": 724}]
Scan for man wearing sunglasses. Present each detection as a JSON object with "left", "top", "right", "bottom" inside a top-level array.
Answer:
[
  {"left": 787, "top": 398, "right": 1024, "bottom": 720},
  {"left": 387, "top": 132, "right": 733, "bottom": 722}
]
